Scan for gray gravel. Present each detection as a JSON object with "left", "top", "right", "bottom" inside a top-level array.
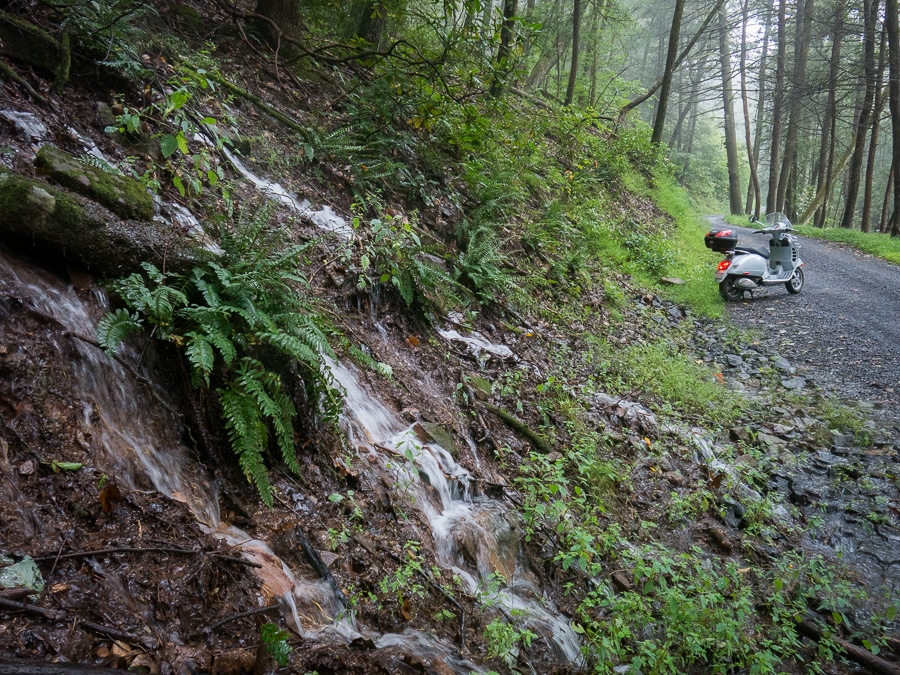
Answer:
[{"left": 705, "top": 215, "right": 900, "bottom": 411}]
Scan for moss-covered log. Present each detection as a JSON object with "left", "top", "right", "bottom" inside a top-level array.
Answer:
[
  {"left": 35, "top": 146, "right": 154, "bottom": 221},
  {"left": 0, "top": 12, "right": 69, "bottom": 91},
  {"left": 481, "top": 402, "right": 553, "bottom": 454},
  {"left": 0, "top": 169, "right": 209, "bottom": 276}
]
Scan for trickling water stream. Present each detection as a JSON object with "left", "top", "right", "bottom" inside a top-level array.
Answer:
[
  {"left": 330, "top": 359, "right": 582, "bottom": 666},
  {"left": 0, "top": 249, "right": 580, "bottom": 671}
]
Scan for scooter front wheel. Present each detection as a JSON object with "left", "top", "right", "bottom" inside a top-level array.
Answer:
[
  {"left": 719, "top": 276, "right": 744, "bottom": 302},
  {"left": 785, "top": 267, "right": 804, "bottom": 294}
]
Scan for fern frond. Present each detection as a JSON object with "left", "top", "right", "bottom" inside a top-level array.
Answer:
[
  {"left": 184, "top": 332, "right": 215, "bottom": 386},
  {"left": 97, "top": 308, "right": 142, "bottom": 352},
  {"left": 220, "top": 378, "right": 272, "bottom": 507},
  {"left": 79, "top": 154, "right": 122, "bottom": 175},
  {"left": 191, "top": 269, "right": 221, "bottom": 308},
  {"left": 259, "top": 331, "right": 319, "bottom": 366}
]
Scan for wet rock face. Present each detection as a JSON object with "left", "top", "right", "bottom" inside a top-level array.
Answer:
[
  {"left": 0, "top": 168, "right": 206, "bottom": 276},
  {"left": 35, "top": 145, "right": 154, "bottom": 221}
]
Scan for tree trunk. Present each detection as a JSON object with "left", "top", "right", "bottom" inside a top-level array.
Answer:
[
  {"left": 814, "top": 1, "right": 843, "bottom": 228},
  {"left": 565, "top": 0, "right": 583, "bottom": 105},
  {"left": 886, "top": 0, "right": 900, "bottom": 236},
  {"left": 766, "top": 0, "right": 788, "bottom": 213},
  {"left": 618, "top": 0, "right": 726, "bottom": 121},
  {"left": 254, "top": 0, "right": 302, "bottom": 46},
  {"left": 748, "top": 4, "right": 772, "bottom": 215},
  {"left": 651, "top": 0, "right": 687, "bottom": 145},
  {"left": 775, "top": 0, "right": 814, "bottom": 213},
  {"left": 880, "top": 160, "right": 894, "bottom": 231},
  {"left": 798, "top": 136, "right": 857, "bottom": 224},
  {"left": 739, "top": 0, "right": 760, "bottom": 218},
  {"left": 719, "top": 8, "right": 742, "bottom": 213},
  {"left": 862, "top": 28, "right": 888, "bottom": 232},
  {"left": 840, "top": 0, "right": 880, "bottom": 229},
  {"left": 490, "top": 0, "right": 519, "bottom": 97}
]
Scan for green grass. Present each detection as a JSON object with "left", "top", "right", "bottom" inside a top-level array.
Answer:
[
  {"left": 794, "top": 225, "right": 900, "bottom": 265},
  {"left": 648, "top": 177, "right": 723, "bottom": 317}
]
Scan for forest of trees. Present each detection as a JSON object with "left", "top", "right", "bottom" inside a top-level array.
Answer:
[{"left": 249, "top": 0, "right": 900, "bottom": 234}]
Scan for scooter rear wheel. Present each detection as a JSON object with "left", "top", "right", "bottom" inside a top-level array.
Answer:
[
  {"left": 719, "top": 277, "right": 744, "bottom": 302},
  {"left": 785, "top": 267, "right": 804, "bottom": 294}
]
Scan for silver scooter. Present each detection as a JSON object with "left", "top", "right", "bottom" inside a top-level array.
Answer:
[{"left": 705, "top": 213, "right": 805, "bottom": 302}]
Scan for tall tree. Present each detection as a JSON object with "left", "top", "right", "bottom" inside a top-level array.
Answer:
[
  {"left": 719, "top": 7, "right": 742, "bottom": 213},
  {"left": 651, "top": 0, "right": 687, "bottom": 144},
  {"left": 618, "top": 0, "right": 726, "bottom": 121},
  {"left": 766, "top": 0, "right": 788, "bottom": 214},
  {"left": 491, "top": 0, "right": 519, "bottom": 97},
  {"left": 775, "top": 0, "right": 815, "bottom": 216},
  {"left": 861, "top": 30, "right": 888, "bottom": 232},
  {"left": 840, "top": 0, "right": 880, "bottom": 228},
  {"left": 814, "top": 0, "right": 844, "bottom": 228},
  {"left": 748, "top": 3, "right": 772, "bottom": 216},
  {"left": 739, "top": 0, "right": 761, "bottom": 218},
  {"left": 885, "top": 0, "right": 900, "bottom": 235},
  {"left": 566, "top": 0, "right": 583, "bottom": 104}
]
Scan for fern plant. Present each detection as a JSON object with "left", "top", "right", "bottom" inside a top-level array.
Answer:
[
  {"left": 98, "top": 204, "right": 338, "bottom": 507},
  {"left": 454, "top": 224, "right": 513, "bottom": 302}
]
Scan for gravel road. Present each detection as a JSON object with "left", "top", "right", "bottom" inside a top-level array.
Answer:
[{"left": 705, "top": 215, "right": 900, "bottom": 411}]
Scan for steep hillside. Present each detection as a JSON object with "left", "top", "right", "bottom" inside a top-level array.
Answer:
[{"left": 0, "top": 2, "right": 898, "bottom": 674}]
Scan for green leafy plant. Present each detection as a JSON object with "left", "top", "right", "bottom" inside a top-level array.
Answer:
[
  {"left": 379, "top": 540, "right": 427, "bottom": 606},
  {"left": 260, "top": 622, "right": 292, "bottom": 667},
  {"left": 483, "top": 614, "right": 538, "bottom": 668},
  {"left": 454, "top": 224, "right": 512, "bottom": 301},
  {"left": 98, "top": 204, "right": 338, "bottom": 506},
  {"left": 347, "top": 206, "right": 464, "bottom": 312}
]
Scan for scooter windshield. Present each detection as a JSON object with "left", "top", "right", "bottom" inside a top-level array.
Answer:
[{"left": 764, "top": 212, "right": 792, "bottom": 228}]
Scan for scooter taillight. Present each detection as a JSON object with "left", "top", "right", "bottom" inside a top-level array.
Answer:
[{"left": 717, "top": 260, "right": 732, "bottom": 272}]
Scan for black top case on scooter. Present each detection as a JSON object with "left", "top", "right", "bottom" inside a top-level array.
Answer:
[{"left": 704, "top": 229, "right": 738, "bottom": 253}]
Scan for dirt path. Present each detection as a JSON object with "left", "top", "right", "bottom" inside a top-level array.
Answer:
[{"left": 706, "top": 215, "right": 900, "bottom": 410}]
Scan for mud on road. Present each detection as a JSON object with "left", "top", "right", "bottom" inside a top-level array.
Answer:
[{"left": 706, "top": 216, "right": 900, "bottom": 411}]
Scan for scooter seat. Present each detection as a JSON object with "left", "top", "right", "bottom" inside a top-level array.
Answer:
[{"left": 733, "top": 246, "right": 769, "bottom": 259}]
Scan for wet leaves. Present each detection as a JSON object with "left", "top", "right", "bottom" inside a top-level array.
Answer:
[{"left": 99, "top": 484, "right": 123, "bottom": 514}]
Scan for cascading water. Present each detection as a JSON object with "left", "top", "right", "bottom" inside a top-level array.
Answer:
[
  {"left": 0, "top": 248, "right": 580, "bottom": 670},
  {"left": 329, "top": 359, "right": 583, "bottom": 666}
]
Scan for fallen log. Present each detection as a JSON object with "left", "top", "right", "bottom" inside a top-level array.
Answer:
[
  {"left": 481, "top": 402, "right": 552, "bottom": 454},
  {"left": 796, "top": 618, "right": 900, "bottom": 675}
]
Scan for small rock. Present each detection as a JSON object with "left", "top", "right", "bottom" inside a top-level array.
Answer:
[
  {"left": 709, "top": 527, "right": 733, "bottom": 553},
  {"left": 772, "top": 423, "right": 795, "bottom": 437},
  {"left": 660, "top": 277, "right": 685, "bottom": 285},
  {"left": 611, "top": 570, "right": 633, "bottom": 593},
  {"left": 757, "top": 432, "right": 787, "bottom": 449},
  {"left": 730, "top": 426, "right": 751, "bottom": 443},
  {"left": 725, "top": 354, "right": 744, "bottom": 368},
  {"left": 661, "top": 471, "right": 685, "bottom": 487},
  {"left": 772, "top": 355, "right": 794, "bottom": 373},
  {"left": 781, "top": 376, "right": 806, "bottom": 390}
]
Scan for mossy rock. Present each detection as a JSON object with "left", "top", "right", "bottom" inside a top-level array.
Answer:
[
  {"left": 0, "top": 168, "right": 208, "bottom": 276},
  {"left": 35, "top": 146, "right": 154, "bottom": 221},
  {"left": 418, "top": 421, "right": 459, "bottom": 458},
  {"left": 0, "top": 11, "right": 69, "bottom": 90}
]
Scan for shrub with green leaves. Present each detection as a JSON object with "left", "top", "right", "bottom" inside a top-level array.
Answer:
[
  {"left": 347, "top": 206, "right": 464, "bottom": 312},
  {"left": 98, "top": 205, "right": 337, "bottom": 506}
]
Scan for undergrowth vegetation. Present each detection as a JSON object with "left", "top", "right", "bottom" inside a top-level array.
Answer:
[{"left": 99, "top": 204, "right": 338, "bottom": 506}]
